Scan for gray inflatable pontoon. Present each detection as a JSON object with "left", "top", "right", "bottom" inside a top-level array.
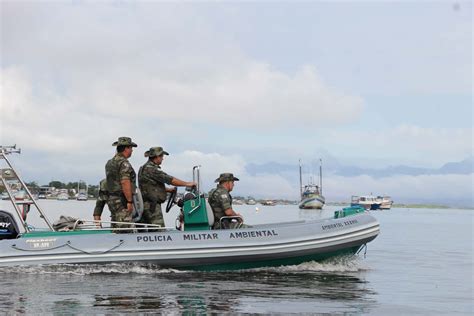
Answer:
[{"left": 0, "top": 146, "right": 379, "bottom": 270}]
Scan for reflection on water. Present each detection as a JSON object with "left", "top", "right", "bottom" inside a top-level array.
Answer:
[{"left": 0, "top": 258, "right": 376, "bottom": 314}]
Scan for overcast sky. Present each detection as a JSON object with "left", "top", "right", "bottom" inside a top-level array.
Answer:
[{"left": 1, "top": 1, "right": 472, "bottom": 204}]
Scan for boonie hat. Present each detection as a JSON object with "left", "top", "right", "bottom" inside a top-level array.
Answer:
[
  {"left": 215, "top": 173, "right": 240, "bottom": 183},
  {"left": 112, "top": 137, "right": 137, "bottom": 147},
  {"left": 145, "top": 146, "right": 169, "bottom": 158}
]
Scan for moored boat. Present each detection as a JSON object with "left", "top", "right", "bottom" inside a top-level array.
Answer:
[
  {"left": 298, "top": 159, "right": 325, "bottom": 209},
  {"left": 246, "top": 198, "right": 257, "bottom": 205},
  {"left": 351, "top": 195, "right": 381, "bottom": 210},
  {"left": 0, "top": 146, "right": 380, "bottom": 270},
  {"left": 57, "top": 189, "right": 69, "bottom": 201},
  {"left": 376, "top": 196, "right": 393, "bottom": 210},
  {"left": 76, "top": 181, "right": 88, "bottom": 201},
  {"left": 261, "top": 200, "right": 275, "bottom": 206}
]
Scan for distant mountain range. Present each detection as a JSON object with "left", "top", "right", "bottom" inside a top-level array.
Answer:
[{"left": 246, "top": 156, "right": 474, "bottom": 178}]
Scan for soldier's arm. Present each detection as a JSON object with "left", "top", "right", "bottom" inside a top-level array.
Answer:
[
  {"left": 220, "top": 194, "right": 241, "bottom": 217},
  {"left": 224, "top": 208, "right": 240, "bottom": 217},
  {"left": 155, "top": 169, "right": 196, "bottom": 189},
  {"left": 119, "top": 161, "right": 135, "bottom": 211},
  {"left": 93, "top": 199, "right": 106, "bottom": 217},
  {"left": 120, "top": 179, "right": 134, "bottom": 205},
  {"left": 170, "top": 177, "right": 196, "bottom": 188}
]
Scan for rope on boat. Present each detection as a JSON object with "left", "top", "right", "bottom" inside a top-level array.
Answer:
[
  {"left": 11, "top": 240, "right": 125, "bottom": 255},
  {"left": 11, "top": 243, "right": 69, "bottom": 252},
  {"left": 65, "top": 240, "right": 124, "bottom": 255},
  {"left": 356, "top": 243, "right": 368, "bottom": 258}
]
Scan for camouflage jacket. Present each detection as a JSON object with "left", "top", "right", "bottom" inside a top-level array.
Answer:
[
  {"left": 208, "top": 184, "right": 233, "bottom": 222},
  {"left": 138, "top": 160, "right": 173, "bottom": 203},
  {"left": 105, "top": 154, "right": 136, "bottom": 195}
]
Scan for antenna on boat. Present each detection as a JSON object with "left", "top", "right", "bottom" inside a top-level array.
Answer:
[
  {"left": 319, "top": 158, "right": 323, "bottom": 195},
  {"left": 299, "top": 159, "right": 303, "bottom": 200},
  {"left": 0, "top": 145, "right": 55, "bottom": 231}
]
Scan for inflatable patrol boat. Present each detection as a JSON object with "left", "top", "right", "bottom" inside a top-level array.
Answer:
[{"left": 0, "top": 146, "right": 380, "bottom": 270}]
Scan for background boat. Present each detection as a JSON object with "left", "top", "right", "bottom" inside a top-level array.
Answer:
[
  {"left": 351, "top": 195, "right": 381, "bottom": 210},
  {"left": 261, "top": 200, "right": 275, "bottom": 206},
  {"left": 76, "top": 180, "right": 88, "bottom": 201},
  {"left": 246, "top": 198, "right": 257, "bottom": 205},
  {"left": 298, "top": 159, "right": 325, "bottom": 209},
  {"left": 376, "top": 196, "right": 393, "bottom": 210},
  {"left": 57, "top": 189, "right": 69, "bottom": 201}
]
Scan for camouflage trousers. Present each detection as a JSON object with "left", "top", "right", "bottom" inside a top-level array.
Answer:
[
  {"left": 139, "top": 201, "right": 165, "bottom": 229},
  {"left": 107, "top": 196, "right": 133, "bottom": 233}
]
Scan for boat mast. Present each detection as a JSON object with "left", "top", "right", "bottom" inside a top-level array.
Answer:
[
  {"left": 0, "top": 145, "right": 54, "bottom": 231},
  {"left": 319, "top": 158, "right": 323, "bottom": 195},
  {"left": 299, "top": 159, "right": 303, "bottom": 200}
]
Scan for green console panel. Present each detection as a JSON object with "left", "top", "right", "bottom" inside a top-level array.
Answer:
[
  {"left": 183, "top": 196, "right": 211, "bottom": 231},
  {"left": 334, "top": 206, "right": 366, "bottom": 219}
]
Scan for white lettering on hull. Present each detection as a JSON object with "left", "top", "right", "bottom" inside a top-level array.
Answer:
[
  {"left": 322, "top": 219, "right": 359, "bottom": 231},
  {"left": 137, "top": 235, "right": 173, "bottom": 242},
  {"left": 229, "top": 230, "right": 279, "bottom": 239},
  {"left": 183, "top": 233, "right": 218, "bottom": 241}
]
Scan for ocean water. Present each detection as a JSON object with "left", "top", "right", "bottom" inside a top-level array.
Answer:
[{"left": 0, "top": 200, "right": 472, "bottom": 314}]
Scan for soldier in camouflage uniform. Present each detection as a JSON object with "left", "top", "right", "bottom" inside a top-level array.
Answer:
[
  {"left": 105, "top": 137, "right": 138, "bottom": 232},
  {"left": 208, "top": 173, "right": 244, "bottom": 229},
  {"left": 138, "top": 146, "right": 196, "bottom": 229},
  {"left": 93, "top": 179, "right": 108, "bottom": 227}
]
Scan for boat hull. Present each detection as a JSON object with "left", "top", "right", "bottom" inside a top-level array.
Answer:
[
  {"left": 0, "top": 213, "right": 379, "bottom": 270},
  {"left": 299, "top": 196, "right": 325, "bottom": 209}
]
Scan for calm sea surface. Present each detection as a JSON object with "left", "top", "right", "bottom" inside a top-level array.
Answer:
[{"left": 0, "top": 200, "right": 472, "bottom": 315}]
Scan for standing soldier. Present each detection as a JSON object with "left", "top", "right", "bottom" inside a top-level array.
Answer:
[
  {"left": 138, "top": 146, "right": 196, "bottom": 229},
  {"left": 93, "top": 179, "right": 108, "bottom": 227},
  {"left": 208, "top": 173, "right": 244, "bottom": 229},
  {"left": 105, "top": 137, "right": 137, "bottom": 232}
]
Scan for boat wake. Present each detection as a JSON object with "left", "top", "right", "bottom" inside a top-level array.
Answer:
[
  {"left": 247, "top": 256, "right": 369, "bottom": 273},
  {"left": 0, "top": 256, "right": 368, "bottom": 275},
  {"left": 0, "top": 263, "right": 185, "bottom": 275}
]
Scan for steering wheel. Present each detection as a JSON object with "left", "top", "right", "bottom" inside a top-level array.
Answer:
[{"left": 165, "top": 188, "right": 178, "bottom": 213}]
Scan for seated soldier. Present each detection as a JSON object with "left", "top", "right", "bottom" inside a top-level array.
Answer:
[{"left": 208, "top": 173, "right": 244, "bottom": 229}]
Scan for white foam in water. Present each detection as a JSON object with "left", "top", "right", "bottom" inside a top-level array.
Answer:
[
  {"left": 0, "top": 256, "right": 369, "bottom": 275},
  {"left": 0, "top": 263, "right": 185, "bottom": 275},
  {"left": 246, "top": 256, "right": 370, "bottom": 273}
]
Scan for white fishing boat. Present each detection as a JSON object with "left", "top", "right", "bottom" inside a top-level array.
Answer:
[
  {"left": 0, "top": 192, "right": 8, "bottom": 200},
  {"left": 0, "top": 146, "right": 380, "bottom": 270},
  {"left": 246, "top": 198, "right": 257, "bottom": 205},
  {"left": 351, "top": 195, "right": 381, "bottom": 210},
  {"left": 56, "top": 189, "right": 69, "bottom": 201},
  {"left": 298, "top": 159, "right": 325, "bottom": 209},
  {"left": 376, "top": 196, "right": 393, "bottom": 210}
]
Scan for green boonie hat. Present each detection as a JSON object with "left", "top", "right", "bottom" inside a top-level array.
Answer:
[
  {"left": 112, "top": 137, "right": 137, "bottom": 147},
  {"left": 215, "top": 173, "right": 240, "bottom": 183},
  {"left": 144, "top": 146, "right": 169, "bottom": 158}
]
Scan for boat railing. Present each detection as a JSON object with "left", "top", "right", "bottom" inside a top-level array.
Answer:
[
  {"left": 71, "top": 219, "right": 175, "bottom": 232},
  {"left": 187, "top": 165, "right": 203, "bottom": 214}
]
